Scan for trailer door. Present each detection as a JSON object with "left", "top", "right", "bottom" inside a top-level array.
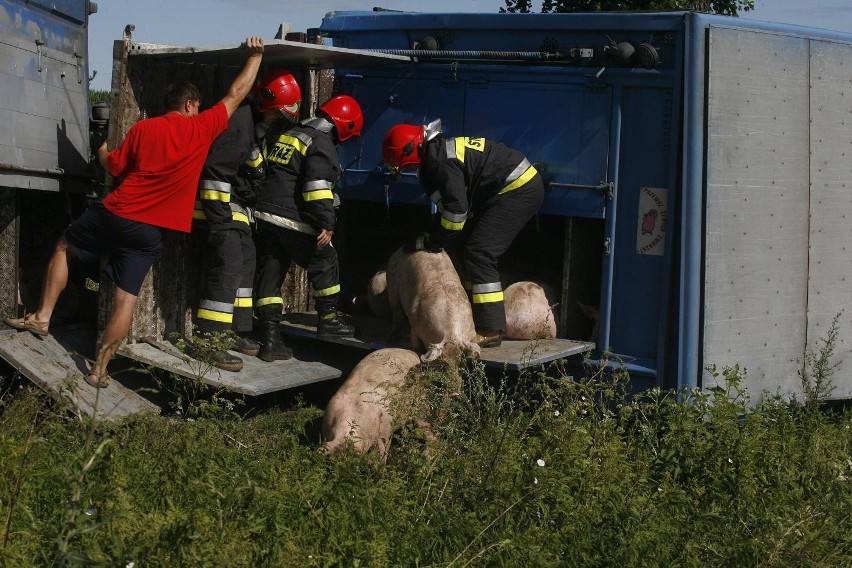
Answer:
[{"left": 465, "top": 82, "right": 612, "bottom": 218}]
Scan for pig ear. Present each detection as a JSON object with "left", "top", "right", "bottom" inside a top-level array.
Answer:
[{"left": 421, "top": 344, "right": 443, "bottom": 362}]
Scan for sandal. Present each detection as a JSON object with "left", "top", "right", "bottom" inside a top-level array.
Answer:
[
  {"left": 84, "top": 370, "right": 110, "bottom": 389},
  {"left": 4, "top": 313, "right": 49, "bottom": 336}
]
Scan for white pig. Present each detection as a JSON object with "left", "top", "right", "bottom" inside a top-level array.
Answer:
[
  {"left": 503, "top": 281, "right": 558, "bottom": 340},
  {"left": 385, "top": 248, "right": 480, "bottom": 362},
  {"left": 366, "top": 269, "right": 391, "bottom": 318},
  {"left": 322, "top": 348, "right": 428, "bottom": 457}
]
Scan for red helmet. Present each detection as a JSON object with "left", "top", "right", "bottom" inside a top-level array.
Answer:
[
  {"left": 318, "top": 95, "right": 363, "bottom": 142},
  {"left": 253, "top": 70, "right": 301, "bottom": 118},
  {"left": 382, "top": 124, "right": 425, "bottom": 174}
]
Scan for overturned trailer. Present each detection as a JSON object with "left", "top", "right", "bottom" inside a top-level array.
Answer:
[
  {"left": 318, "top": 10, "right": 852, "bottom": 400},
  {"left": 4, "top": 9, "right": 852, "bottom": 414}
]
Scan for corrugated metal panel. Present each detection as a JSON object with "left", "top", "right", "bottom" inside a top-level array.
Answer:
[
  {"left": 703, "top": 27, "right": 810, "bottom": 396},
  {"left": 0, "top": 0, "right": 90, "bottom": 192},
  {"left": 806, "top": 40, "right": 852, "bottom": 400}
]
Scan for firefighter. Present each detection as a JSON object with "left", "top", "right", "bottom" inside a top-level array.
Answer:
[
  {"left": 252, "top": 94, "right": 363, "bottom": 358},
  {"left": 382, "top": 120, "right": 545, "bottom": 348},
  {"left": 190, "top": 70, "right": 302, "bottom": 370}
]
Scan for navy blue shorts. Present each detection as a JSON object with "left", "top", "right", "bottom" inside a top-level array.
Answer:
[{"left": 64, "top": 203, "right": 164, "bottom": 296}]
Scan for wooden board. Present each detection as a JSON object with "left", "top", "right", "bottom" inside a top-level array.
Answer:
[
  {"left": 279, "top": 312, "right": 595, "bottom": 370},
  {"left": 0, "top": 329, "right": 160, "bottom": 421},
  {"left": 118, "top": 341, "right": 343, "bottom": 396}
]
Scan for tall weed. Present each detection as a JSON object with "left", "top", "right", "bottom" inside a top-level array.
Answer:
[{"left": 0, "top": 344, "right": 849, "bottom": 566}]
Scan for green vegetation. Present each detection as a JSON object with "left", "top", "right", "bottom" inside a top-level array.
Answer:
[
  {"left": 501, "top": 0, "right": 753, "bottom": 16},
  {"left": 90, "top": 90, "right": 110, "bottom": 106},
  {"left": 1, "top": 345, "right": 849, "bottom": 567}
]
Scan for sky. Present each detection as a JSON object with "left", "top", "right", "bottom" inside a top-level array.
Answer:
[{"left": 87, "top": 0, "right": 852, "bottom": 92}]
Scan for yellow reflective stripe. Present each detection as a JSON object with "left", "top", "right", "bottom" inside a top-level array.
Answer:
[
  {"left": 314, "top": 284, "right": 341, "bottom": 298},
  {"left": 303, "top": 189, "right": 334, "bottom": 202},
  {"left": 196, "top": 309, "right": 233, "bottom": 323},
  {"left": 454, "top": 138, "right": 466, "bottom": 163},
  {"left": 234, "top": 297, "right": 253, "bottom": 308},
  {"left": 232, "top": 212, "right": 250, "bottom": 225},
  {"left": 440, "top": 216, "right": 465, "bottom": 231},
  {"left": 200, "top": 190, "right": 231, "bottom": 202},
  {"left": 192, "top": 210, "right": 207, "bottom": 220},
  {"left": 244, "top": 154, "right": 263, "bottom": 168},
  {"left": 280, "top": 134, "right": 309, "bottom": 155},
  {"left": 472, "top": 291, "right": 505, "bottom": 304},
  {"left": 255, "top": 297, "right": 283, "bottom": 308},
  {"left": 499, "top": 165, "right": 538, "bottom": 195}
]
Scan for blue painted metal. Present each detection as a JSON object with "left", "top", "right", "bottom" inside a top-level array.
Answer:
[{"left": 320, "top": 10, "right": 852, "bottom": 393}]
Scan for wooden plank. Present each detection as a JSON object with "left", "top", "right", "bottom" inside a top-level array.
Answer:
[
  {"left": 279, "top": 312, "right": 594, "bottom": 370},
  {"left": 118, "top": 341, "right": 343, "bottom": 396},
  {"left": 0, "top": 329, "right": 160, "bottom": 420}
]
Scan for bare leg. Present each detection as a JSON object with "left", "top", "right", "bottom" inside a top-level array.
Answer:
[
  {"left": 31, "top": 235, "right": 75, "bottom": 323},
  {"left": 88, "top": 286, "right": 137, "bottom": 383}
]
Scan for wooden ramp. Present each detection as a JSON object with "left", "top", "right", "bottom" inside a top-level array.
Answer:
[
  {"left": 279, "top": 312, "right": 595, "bottom": 370},
  {"left": 118, "top": 339, "right": 343, "bottom": 396},
  {"left": 0, "top": 328, "right": 160, "bottom": 421}
]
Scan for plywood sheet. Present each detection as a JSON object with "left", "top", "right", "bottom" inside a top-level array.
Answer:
[
  {"left": 0, "top": 329, "right": 159, "bottom": 420},
  {"left": 279, "top": 312, "right": 594, "bottom": 371},
  {"left": 118, "top": 341, "right": 343, "bottom": 396}
]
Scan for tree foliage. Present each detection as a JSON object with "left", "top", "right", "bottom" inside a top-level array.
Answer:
[{"left": 500, "top": 0, "right": 754, "bottom": 16}]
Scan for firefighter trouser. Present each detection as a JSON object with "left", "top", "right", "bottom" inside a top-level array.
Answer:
[
  {"left": 456, "top": 176, "right": 545, "bottom": 333},
  {"left": 195, "top": 222, "right": 256, "bottom": 335},
  {"left": 253, "top": 220, "right": 341, "bottom": 323}
]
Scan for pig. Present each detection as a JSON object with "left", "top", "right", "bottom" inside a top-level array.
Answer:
[
  {"left": 503, "top": 281, "right": 559, "bottom": 340},
  {"left": 322, "top": 347, "right": 453, "bottom": 458},
  {"left": 366, "top": 269, "right": 391, "bottom": 318},
  {"left": 385, "top": 248, "right": 481, "bottom": 362}
]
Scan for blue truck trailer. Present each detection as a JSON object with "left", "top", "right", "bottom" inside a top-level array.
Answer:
[
  {"left": 317, "top": 10, "right": 852, "bottom": 400},
  {"left": 4, "top": 9, "right": 852, "bottom": 416}
]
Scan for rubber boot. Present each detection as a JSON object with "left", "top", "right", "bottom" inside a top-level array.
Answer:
[
  {"left": 184, "top": 341, "right": 243, "bottom": 372},
  {"left": 316, "top": 312, "right": 356, "bottom": 339},
  {"left": 233, "top": 333, "right": 261, "bottom": 356},
  {"left": 257, "top": 321, "right": 293, "bottom": 362}
]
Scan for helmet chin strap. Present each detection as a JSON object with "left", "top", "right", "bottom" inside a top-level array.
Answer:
[{"left": 424, "top": 118, "right": 442, "bottom": 142}]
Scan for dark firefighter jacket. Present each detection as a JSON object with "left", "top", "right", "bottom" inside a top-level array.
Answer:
[
  {"left": 418, "top": 135, "right": 536, "bottom": 246},
  {"left": 255, "top": 117, "right": 339, "bottom": 232},
  {"left": 193, "top": 103, "right": 262, "bottom": 229}
]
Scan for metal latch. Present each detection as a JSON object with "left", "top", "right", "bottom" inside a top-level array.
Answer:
[
  {"left": 35, "top": 38, "right": 44, "bottom": 72},
  {"left": 603, "top": 237, "right": 611, "bottom": 256},
  {"left": 74, "top": 51, "right": 83, "bottom": 83},
  {"left": 548, "top": 180, "right": 615, "bottom": 198}
]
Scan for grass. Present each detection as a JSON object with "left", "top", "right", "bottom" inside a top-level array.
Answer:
[{"left": 0, "top": 350, "right": 850, "bottom": 566}]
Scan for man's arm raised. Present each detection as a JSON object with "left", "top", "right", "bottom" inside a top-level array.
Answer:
[{"left": 220, "top": 36, "right": 264, "bottom": 118}]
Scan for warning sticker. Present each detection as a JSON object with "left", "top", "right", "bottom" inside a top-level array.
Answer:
[{"left": 636, "top": 187, "right": 667, "bottom": 256}]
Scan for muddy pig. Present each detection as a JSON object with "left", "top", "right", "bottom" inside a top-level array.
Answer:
[
  {"left": 504, "top": 281, "right": 558, "bottom": 340},
  {"left": 385, "top": 248, "right": 480, "bottom": 362},
  {"left": 323, "top": 347, "right": 444, "bottom": 458}
]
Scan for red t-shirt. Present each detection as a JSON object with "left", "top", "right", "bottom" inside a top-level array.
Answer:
[{"left": 103, "top": 102, "right": 228, "bottom": 232}]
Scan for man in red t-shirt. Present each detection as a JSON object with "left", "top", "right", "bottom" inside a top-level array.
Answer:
[{"left": 4, "top": 36, "right": 265, "bottom": 389}]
